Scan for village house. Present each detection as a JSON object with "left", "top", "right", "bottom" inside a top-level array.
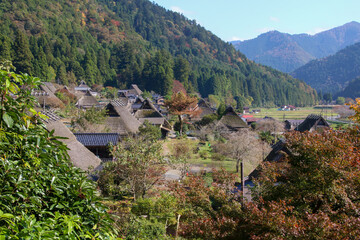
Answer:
[
  {"left": 217, "top": 106, "right": 248, "bottom": 133},
  {"left": 75, "top": 80, "right": 91, "bottom": 93},
  {"left": 295, "top": 114, "right": 330, "bottom": 132},
  {"left": 134, "top": 99, "right": 172, "bottom": 137},
  {"left": 41, "top": 110, "right": 102, "bottom": 172},
  {"left": 75, "top": 90, "right": 100, "bottom": 109},
  {"left": 284, "top": 119, "right": 304, "bottom": 131},
  {"left": 118, "top": 84, "right": 143, "bottom": 102},
  {"left": 74, "top": 133, "right": 120, "bottom": 163},
  {"left": 278, "top": 105, "right": 297, "bottom": 111},
  {"left": 105, "top": 98, "right": 141, "bottom": 136}
]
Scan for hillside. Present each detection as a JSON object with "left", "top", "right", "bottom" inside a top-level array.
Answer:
[
  {"left": 335, "top": 76, "right": 360, "bottom": 99},
  {"left": 232, "top": 21, "right": 360, "bottom": 73},
  {"left": 0, "top": 0, "right": 317, "bottom": 107},
  {"left": 291, "top": 42, "right": 360, "bottom": 94}
]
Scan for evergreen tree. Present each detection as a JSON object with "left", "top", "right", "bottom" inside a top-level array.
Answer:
[
  {"left": 174, "top": 56, "right": 190, "bottom": 89},
  {"left": 0, "top": 35, "right": 11, "bottom": 61},
  {"left": 13, "top": 30, "right": 33, "bottom": 74}
]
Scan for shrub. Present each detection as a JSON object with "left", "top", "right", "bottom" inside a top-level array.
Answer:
[{"left": 0, "top": 70, "right": 115, "bottom": 238}]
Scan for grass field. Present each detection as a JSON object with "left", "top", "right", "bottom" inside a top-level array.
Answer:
[
  {"left": 164, "top": 138, "right": 261, "bottom": 177},
  {"left": 252, "top": 107, "right": 337, "bottom": 120}
]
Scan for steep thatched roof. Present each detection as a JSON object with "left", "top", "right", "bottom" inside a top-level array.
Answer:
[
  {"left": 41, "top": 82, "right": 57, "bottom": 93},
  {"left": 285, "top": 119, "right": 304, "bottom": 130},
  {"left": 75, "top": 91, "right": 99, "bottom": 108},
  {"left": 105, "top": 100, "right": 141, "bottom": 135},
  {"left": 247, "top": 139, "right": 291, "bottom": 182},
  {"left": 75, "top": 80, "right": 91, "bottom": 92},
  {"left": 41, "top": 111, "right": 101, "bottom": 171},
  {"left": 135, "top": 99, "right": 171, "bottom": 130},
  {"left": 35, "top": 84, "right": 63, "bottom": 108},
  {"left": 295, "top": 114, "right": 330, "bottom": 132},
  {"left": 218, "top": 107, "right": 248, "bottom": 131},
  {"left": 129, "top": 84, "right": 143, "bottom": 96}
]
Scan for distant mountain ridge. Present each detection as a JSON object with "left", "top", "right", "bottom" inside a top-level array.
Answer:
[
  {"left": 231, "top": 21, "right": 360, "bottom": 72},
  {"left": 291, "top": 42, "right": 360, "bottom": 94},
  {"left": 0, "top": 0, "right": 317, "bottom": 107}
]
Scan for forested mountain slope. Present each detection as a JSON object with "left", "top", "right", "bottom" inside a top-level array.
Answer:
[
  {"left": 291, "top": 42, "right": 360, "bottom": 94},
  {"left": 0, "top": 0, "right": 317, "bottom": 106},
  {"left": 232, "top": 21, "right": 360, "bottom": 73}
]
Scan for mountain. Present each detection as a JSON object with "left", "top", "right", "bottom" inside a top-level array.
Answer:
[
  {"left": 335, "top": 76, "right": 360, "bottom": 99},
  {"left": 231, "top": 21, "right": 360, "bottom": 73},
  {"left": 0, "top": 0, "right": 317, "bottom": 107},
  {"left": 291, "top": 42, "right": 360, "bottom": 94}
]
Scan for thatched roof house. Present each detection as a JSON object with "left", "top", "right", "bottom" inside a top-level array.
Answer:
[
  {"left": 247, "top": 139, "right": 291, "bottom": 184},
  {"left": 75, "top": 80, "right": 91, "bottom": 92},
  {"left": 217, "top": 106, "right": 248, "bottom": 132},
  {"left": 75, "top": 91, "right": 99, "bottom": 109},
  {"left": 295, "top": 114, "right": 330, "bottom": 132},
  {"left": 41, "top": 110, "right": 101, "bottom": 171},
  {"left": 33, "top": 83, "right": 63, "bottom": 108},
  {"left": 105, "top": 99, "right": 141, "bottom": 135},
  {"left": 74, "top": 133, "right": 120, "bottom": 162},
  {"left": 134, "top": 99, "right": 172, "bottom": 132},
  {"left": 285, "top": 119, "right": 304, "bottom": 131}
]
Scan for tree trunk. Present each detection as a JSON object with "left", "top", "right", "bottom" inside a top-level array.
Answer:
[
  {"left": 236, "top": 159, "right": 240, "bottom": 173},
  {"left": 178, "top": 114, "right": 183, "bottom": 135}
]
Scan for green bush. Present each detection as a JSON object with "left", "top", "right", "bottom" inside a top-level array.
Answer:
[{"left": 0, "top": 70, "right": 115, "bottom": 238}]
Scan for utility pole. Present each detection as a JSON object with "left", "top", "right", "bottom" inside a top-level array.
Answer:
[{"left": 240, "top": 161, "right": 244, "bottom": 199}]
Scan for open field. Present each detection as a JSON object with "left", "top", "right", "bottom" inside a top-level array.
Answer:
[
  {"left": 251, "top": 107, "right": 337, "bottom": 120},
  {"left": 163, "top": 138, "right": 261, "bottom": 177}
]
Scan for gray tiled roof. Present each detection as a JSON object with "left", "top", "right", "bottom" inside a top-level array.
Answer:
[{"left": 74, "top": 133, "right": 120, "bottom": 147}]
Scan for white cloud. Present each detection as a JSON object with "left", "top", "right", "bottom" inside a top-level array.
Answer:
[{"left": 269, "top": 16, "right": 280, "bottom": 22}]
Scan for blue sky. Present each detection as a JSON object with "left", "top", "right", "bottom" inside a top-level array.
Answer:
[{"left": 151, "top": 0, "right": 360, "bottom": 42}]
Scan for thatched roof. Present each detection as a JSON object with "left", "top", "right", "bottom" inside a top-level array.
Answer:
[
  {"left": 295, "top": 114, "right": 330, "bottom": 132},
  {"left": 105, "top": 101, "right": 141, "bottom": 135},
  {"left": 35, "top": 84, "right": 63, "bottom": 108},
  {"left": 285, "top": 119, "right": 304, "bottom": 130},
  {"left": 76, "top": 91, "right": 99, "bottom": 108},
  {"left": 247, "top": 139, "right": 291, "bottom": 182},
  {"left": 41, "top": 82, "right": 57, "bottom": 93},
  {"left": 75, "top": 80, "right": 91, "bottom": 92},
  {"left": 135, "top": 99, "right": 172, "bottom": 130},
  {"left": 41, "top": 112, "right": 101, "bottom": 171},
  {"left": 135, "top": 109, "right": 162, "bottom": 118},
  {"left": 129, "top": 84, "right": 143, "bottom": 96},
  {"left": 218, "top": 107, "right": 248, "bottom": 131}
]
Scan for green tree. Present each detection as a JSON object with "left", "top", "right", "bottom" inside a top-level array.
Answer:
[
  {"left": 13, "top": 30, "right": 33, "bottom": 74},
  {"left": 174, "top": 56, "right": 190, "bottom": 89},
  {"left": 336, "top": 96, "right": 345, "bottom": 105},
  {"left": 98, "top": 131, "right": 166, "bottom": 200},
  {"left": 0, "top": 70, "right": 115, "bottom": 238}
]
